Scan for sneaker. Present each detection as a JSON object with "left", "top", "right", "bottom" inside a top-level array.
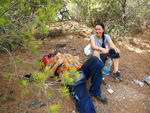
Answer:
[
  {"left": 95, "top": 94, "right": 108, "bottom": 104},
  {"left": 112, "top": 71, "right": 122, "bottom": 81}
]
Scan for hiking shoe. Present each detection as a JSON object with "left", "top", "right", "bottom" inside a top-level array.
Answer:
[
  {"left": 112, "top": 71, "right": 122, "bottom": 81},
  {"left": 95, "top": 94, "right": 108, "bottom": 104}
]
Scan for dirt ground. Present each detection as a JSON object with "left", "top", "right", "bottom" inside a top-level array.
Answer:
[{"left": 0, "top": 20, "right": 150, "bottom": 113}]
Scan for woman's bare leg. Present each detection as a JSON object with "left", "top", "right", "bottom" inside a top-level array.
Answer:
[{"left": 112, "top": 58, "right": 119, "bottom": 72}]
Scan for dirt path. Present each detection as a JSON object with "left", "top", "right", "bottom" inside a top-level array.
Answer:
[{"left": 0, "top": 20, "right": 150, "bottom": 113}]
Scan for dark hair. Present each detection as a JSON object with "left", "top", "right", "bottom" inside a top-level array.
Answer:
[
  {"left": 48, "top": 49, "right": 61, "bottom": 58},
  {"left": 96, "top": 23, "right": 105, "bottom": 48}
]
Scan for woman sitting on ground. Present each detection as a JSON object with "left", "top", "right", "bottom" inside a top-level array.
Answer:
[{"left": 90, "top": 23, "right": 122, "bottom": 81}]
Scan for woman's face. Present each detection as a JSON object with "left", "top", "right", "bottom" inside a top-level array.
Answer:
[
  {"left": 95, "top": 25, "right": 104, "bottom": 37},
  {"left": 50, "top": 48, "right": 59, "bottom": 56}
]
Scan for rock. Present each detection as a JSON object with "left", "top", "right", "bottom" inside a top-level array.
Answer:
[
  {"left": 39, "top": 102, "right": 46, "bottom": 108},
  {"left": 80, "top": 33, "right": 86, "bottom": 38},
  {"left": 95, "top": 106, "right": 106, "bottom": 113},
  {"left": 28, "top": 99, "right": 40, "bottom": 107},
  {"left": 71, "top": 110, "right": 76, "bottom": 113},
  {"left": 56, "top": 41, "right": 67, "bottom": 47},
  {"left": 25, "top": 101, "right": 28, "bottom": 104},
  {"left": 129, "top": 38, "right": 138, "bottom": 47},
  {"left": 71, "top": 47, "right": 76, "bottom": 51},
  {"left": 7, "top": 90, "right": 13, "bottom": 94},
  {"left": 9, "top": 97, "right": 15, "bottom": 101},
  {"left": 17, "top": 102, "right": 24, "bottom": 106}
]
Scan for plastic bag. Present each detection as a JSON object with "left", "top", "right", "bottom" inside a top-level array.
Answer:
[{"left": 84, "top": 44, "right": 91, "bottom": 56}]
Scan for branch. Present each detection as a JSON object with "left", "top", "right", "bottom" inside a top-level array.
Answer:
[
  {"left": 0, "top": 2, "right": 18, "bottom": 17},
  {"left": 1, "top": 46, "right": 17, "bottom": 75},
  {"left": 126, "top": 2, "right": 147, "bottom": 19}
]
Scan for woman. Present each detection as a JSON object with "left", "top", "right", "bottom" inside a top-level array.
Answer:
[{"left": 90, "top": 23, "right": 122, "bottom": 81}]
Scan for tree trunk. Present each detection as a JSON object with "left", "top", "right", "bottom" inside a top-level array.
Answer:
[{"left": 121, "top": 0, "right": 126, "bottom": 30}]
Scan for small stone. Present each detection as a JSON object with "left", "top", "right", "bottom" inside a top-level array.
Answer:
[
  {"left": 71, "top": 110, "right": 76, "bottom": 113},
  {"left": 121, "top": 109, "right": 125, "bottom": 112},
  {"left": 28, "top": 99, "right": 39, "bottom": 107},
  {"left": 7, "top": 90, "right": 13, "bottom": 94},
  {"left": 96, "top": 106, "right": 106, "bottom": 113},
  {"left": 56, "top": 42, "right": 67, "bottom": 47},
  {"left": 25, "top": 101, "right": 28, "bottom": 104},
  {"left": 71, "top": 47, "right": 76, "bottom": 51},
  {"left": 59, "top": 98, "right": 63, "bottom": 103},
  {"left": 39, "top": 102, "right": 46, "bottom": 108},
  {"left": 9, "top": 97, "right": 15, "bottom": 101}
]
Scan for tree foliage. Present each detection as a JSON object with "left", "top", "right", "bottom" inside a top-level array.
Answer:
[
  {"left": 0, "top": 0, "right": 62, "bottom": 51},
  {"left": 67, "top": 0, "right": 150, "bottom": 37},
  {"left": 0, "top": 0, "right": 65, "bottom": 112}
]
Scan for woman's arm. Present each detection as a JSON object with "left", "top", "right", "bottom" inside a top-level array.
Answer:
[
  {"left": 50, "top": 59, "right": 64, "bottom": 74},
  {"left": 73, "top": 56, "right": 79, "bottom": 60},
  {"left": 108, "top": 38, "right": 121, "bottom": 53},
  {"left": 91, "top": 38, "right": 108, "bottom": 54}
]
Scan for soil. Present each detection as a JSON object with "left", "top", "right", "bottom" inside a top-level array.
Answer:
[{"left": 0, "top": 20, "right": 150, "bottom": 113}]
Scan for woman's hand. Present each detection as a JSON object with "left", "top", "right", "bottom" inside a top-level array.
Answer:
[
  {"left": 73, "top": 56, "right": 79, "bottom": 60},
  {"left": 114, "top": 48, "right": 121, "bottom": 53},
  {"left": 102, "top": 48, "right": 109, "bottom": 54},
  {"left": 56, "top": 59, "right": 64, "bottom": 66}
]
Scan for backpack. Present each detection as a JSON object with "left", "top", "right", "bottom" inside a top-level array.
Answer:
[{"left": 41, "top": 54, "right": 51, "bottom": 68}]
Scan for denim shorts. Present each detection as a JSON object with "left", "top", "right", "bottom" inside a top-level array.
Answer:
[{"left": 100, "top": 49, "right": 120, "bottom": 63}]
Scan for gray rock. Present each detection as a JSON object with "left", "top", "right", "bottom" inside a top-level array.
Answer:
[
  {"left": 59, "top": 97, "right": 63, "bottom": 103},
  {"left": 25, "top": 101, "right": 28, "bottom": 104},
  {"left": 71, "top": 47, "right": 76, "bottom": 51},
  {"left": 17, "top": 102, "right": 24, "bottom": 106},
  {"left": 39, "top": 102, "right": 46, "bottom": 108},
  {"left": 71, "top": 110, "right": 76, "bottom": 113},
  {"left": 80, "top": 33, "right": 86, "bottom": 38},
  {"left": 7, "top": 90, "right": 13, "bottom": 94},
  {"left": 95, "top": 106, "right": 106, "bottom": 113},
  {"left": 56, "top": 42, "right": 67, "bottom": 47},
  {"left": 28, "top": 99, "right": 39, "bottom": 107},
  {"left": 9, "top": 97, "right": 15, "bottom": 101}
]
